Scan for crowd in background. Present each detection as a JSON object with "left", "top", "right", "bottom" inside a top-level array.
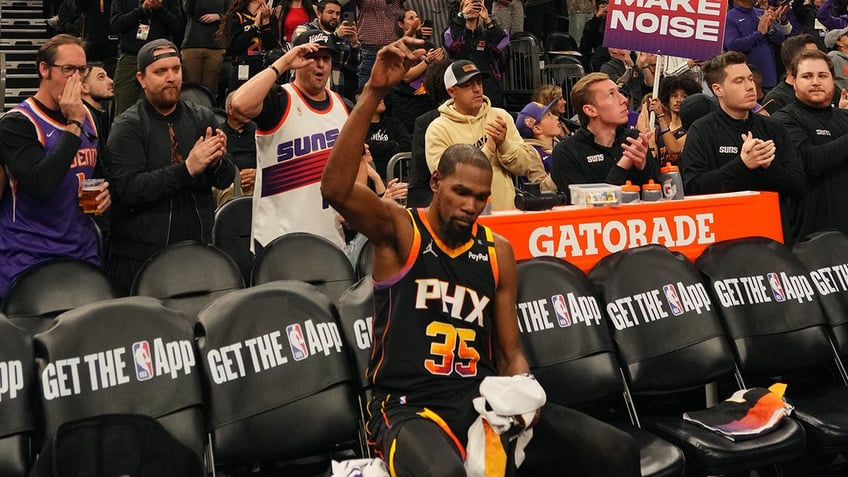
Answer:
[{"left": 5, "top": 0, "right": 848, "bottom": 297}]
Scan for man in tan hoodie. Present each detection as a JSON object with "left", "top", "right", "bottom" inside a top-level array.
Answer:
[{"left": 425, "top": 60, "right": 537, "bottom": 211}]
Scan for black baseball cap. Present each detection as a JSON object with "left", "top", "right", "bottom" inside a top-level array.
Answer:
[
  {"left": 292, "top": 30, "right": 341, "bottom": 57},
  {"left": 443, "top": 60, "right": 491, "bottom": 88},
  {"left": 137, "top": 39, "right": 180, "bottom": 72}
]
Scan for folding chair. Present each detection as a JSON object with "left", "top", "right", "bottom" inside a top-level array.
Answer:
[
  {"left": 180, "top": 82, "right": 215, "bottom": 109},
  {"left": 1, "top": 258, "right": 120, "bottom": 334},
  {"left": 590, "top": 245, "right": 807, "bottom": 476},
  {"left": 793, "top": 230, "right": 848, "bottom": 360},
  {"left": 697, "top": 237, "right": 848, "bottom": 464},
  {"left": 516, "top": 256, "right": 686, "bottom": 477},
  {"left": 252, "top": 232, "right": 356, "bottom": 303},
  {"left": 336, "top": 278, "right": 377, "bottom": 457},
  {"left": 0, "top": 314, "right": 36, "bottom": 477},
  {"left": 213, "top": 196, "right": 254, "bottom": 285},
  {"left": 131, "top": 241, "right": 244, "bottom": 320},
  {"left": 197, "top": 281, "right": 363, "bottom": 474},
  {"left": 31, "top": 297, "right": 206, "bottom": 476}
]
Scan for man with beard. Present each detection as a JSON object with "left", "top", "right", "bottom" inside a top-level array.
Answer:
[
  {"left": 321, "top": 27, "right": 641, "bottom": 477},
  {"left": 0, "top": 34, "right": 111, "bottom": 299},
  {"left": 773, "top": 49, "right": 848, "bottom": 241},
  {"left": 231, "top": 32, "right": 349, "bottom": 252},
  {"left": 292, "top": 0, "right": 360, "bottom": 99},
  {"left": 679, "top": 51, "right": 806, "bottom": 243},
  {"left": 104, "top": 38, "right": 236, "bottom": 293}
]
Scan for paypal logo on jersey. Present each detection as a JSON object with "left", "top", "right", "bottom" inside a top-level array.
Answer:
[{"left": 276, "top": 128, "right": 340, "bottom": 162}]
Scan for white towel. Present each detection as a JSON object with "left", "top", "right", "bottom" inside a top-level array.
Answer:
[
  {"left": 331, "top": 458, "right": 390, "bottom": 477},
  {"left": 465, "top": 374, "right": 547, "bottom": 477}
]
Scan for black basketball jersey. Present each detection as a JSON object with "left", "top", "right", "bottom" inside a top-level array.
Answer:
[{"left": 367, "top": 208, "right": 500, "bottom": 400}]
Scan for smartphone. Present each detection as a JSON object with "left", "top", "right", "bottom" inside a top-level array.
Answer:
[
  {"left": 343, "top": 12, "right": 355, "bottom": 24},
  {"left": 423, "top": 19, "right": 433, "bottom": 28}
]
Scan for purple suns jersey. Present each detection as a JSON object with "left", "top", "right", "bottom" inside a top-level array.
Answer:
[{"left": 0, "top": 98, "right": 100, "bottom": 296}]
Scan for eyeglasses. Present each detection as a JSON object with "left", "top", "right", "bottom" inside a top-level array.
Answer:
[{"left": 48, "top": 63, "right": 89, "bottom": 77}]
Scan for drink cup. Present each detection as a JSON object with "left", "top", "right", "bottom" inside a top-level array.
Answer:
[{"left": 79, "top": 178, "right": 104, "bottom": 214}]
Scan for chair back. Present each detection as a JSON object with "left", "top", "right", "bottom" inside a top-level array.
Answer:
[
  {"left": 1, "top": 258, "right": 120, "bottom": 334},
  {"left": 252, "top": 232, "right": 356, "bottom": 303},
  {"left": 589, "top": 245, "right": 735, "bottom": 393},
  {"left": 33, "top": 297, "right": 206, "bottom": 458},
  {"left": 696, "top": 237, "right": 837, "bottom": 379},
  {"left": 545, "top": 31, "right": 578, "bottom": 52},
  {"left": 180, "top": 83, "right": 215, "bottom": 109},
  {"left": 336, "top": 278, "right": 375, "bottom": 391},
  {"left": 355, "top": 239, "right": 373, "bottom": 280},
  {"left": 0, "top": 314, "right": 36, "bottom": 477},
  {"left": 793, "top": 231, "right": 848, "bottom": 359},
  {"left": 32, "top": 414, "right": 204, "bottom": 477},
  {"left": 197, "top": 281, "right": 360, "bottom": 465},
  {"left": 212, "top": 196, "right": 254, "bottom": 285},
  {"left": 132, "top": 241, "right": 244, "bottom": 319},
  {"left": 503, "top": 34, "right": 543, "bottom": 108},
  {"left": 516, "top": 257, "right": 620, "bottom": 407}
]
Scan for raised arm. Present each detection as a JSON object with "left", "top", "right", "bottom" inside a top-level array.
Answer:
[
  {"left": 230, "top": 43, "right": 320, "bottom": 119},
  {"left": 321, "top": 28, "right": 425, "bottom": 275}
]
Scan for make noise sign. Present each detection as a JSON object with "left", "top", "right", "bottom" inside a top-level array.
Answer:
[{"left": 604, "top": 0, "right": 728, "bottom": 60}]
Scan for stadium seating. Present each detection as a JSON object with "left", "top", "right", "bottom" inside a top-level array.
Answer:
[
  {"left": 196, "top": 281, "right": 363, "bottom": 473},
  {"left": 1, "top": 258, "right": 120, "bottom": 334},
  {"left": 213, "top": 196, "right": 254, "bottom": 285},
  {"left": 252, "top": 232, "right": 356, "bottom": 303},
  {"left": 0, "top": 314, "right": 36, "bottom": 477},
  {"left": 131, "top": 241, "right": 244, "bottom": 319},
  {"left": 697, "top": 237, "right": 848, "bottom": 461},
  {"left": 516, "top": 256, "right": 686, "bottom": 477},
  {"left": 30, "top": 297, "right": 206, "bottom": 475},
  {"left": 793, "top": 231, "right": 848, "bottom": 362},
  {"left": 590, "top": 245, "right": 807, "bottom": 476}
]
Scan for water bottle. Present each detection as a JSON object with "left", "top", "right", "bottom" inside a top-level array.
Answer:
[
  {"left": 620, "top": 180, "right": 640, "bottom": 203},
  {"left": 659, "top": 162, "right": 684, "bottom": 200},
  {"left": 641, "top": 180, "right": 662, "bottom": 202}
]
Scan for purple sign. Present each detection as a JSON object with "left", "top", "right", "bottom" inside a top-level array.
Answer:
[{"left": 603, "top": 0, "right": 728, "bottom": 60}]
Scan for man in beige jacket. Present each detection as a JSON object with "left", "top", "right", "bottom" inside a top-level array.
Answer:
[{"left": 425, "top": 60, "right": 537, "bottom": 211}]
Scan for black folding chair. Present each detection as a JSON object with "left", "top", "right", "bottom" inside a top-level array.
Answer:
[{"left": 590, "top": 245, "right": 807, "bottom": 477}]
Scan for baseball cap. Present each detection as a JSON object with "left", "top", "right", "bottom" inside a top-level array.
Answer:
[
  {"left": 444, "top": 60, "right": 491, "bottom": 89},
  {"left": 137, "top": 39, "right": 179, "bottom": 72},
  {"left": 292, "top": 30, "right": 341, "bottom": 56},
  {"left": 825, "top": 26, "right": 848, "bottom": 49},
  {"left": 515, "top": 100, "right": 558, "bottom": 138}
]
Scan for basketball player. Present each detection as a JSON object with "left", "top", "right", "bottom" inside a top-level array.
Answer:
[{"left": 321, "top": 26, "right": 641, "bottom": 477}]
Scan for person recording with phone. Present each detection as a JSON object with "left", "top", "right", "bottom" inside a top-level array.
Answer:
[
  {"left": 292, "top": 0, "right": 361, "bottom": 100},
  {"left": 444, "top": 0, "right": 509, "bottom": 107},
  {"left": 390, "top": 8, "right": 445, "bottom": 133}
]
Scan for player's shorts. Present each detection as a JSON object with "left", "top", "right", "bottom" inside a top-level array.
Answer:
[{"left": 365, "top": 385, "right": 480, "bottom": 459}]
